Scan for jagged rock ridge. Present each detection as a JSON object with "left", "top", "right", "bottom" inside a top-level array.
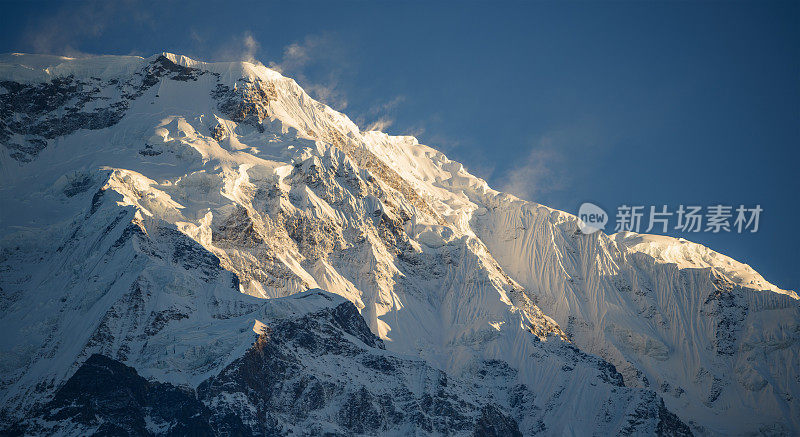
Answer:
[{"left": 0, "top": 52, "right": 796, "bottom": 435}]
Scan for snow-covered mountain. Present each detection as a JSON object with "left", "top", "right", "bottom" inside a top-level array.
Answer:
[{"left": 0, "top": 52, "right": 796, "bottom": 435}]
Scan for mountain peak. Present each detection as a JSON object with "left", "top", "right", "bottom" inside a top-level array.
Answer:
[{"left": 1, "top": 50, "right": 797, "bottom": 435}]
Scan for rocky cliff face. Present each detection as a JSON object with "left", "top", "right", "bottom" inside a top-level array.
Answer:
[
  {"left": 6, "top": 291, "right": 691, "bottom": 436},
  {"left": 0, "top": 52, "right": 796, "bottom": 435}
]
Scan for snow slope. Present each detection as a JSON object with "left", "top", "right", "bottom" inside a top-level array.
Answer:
[
  {"left": 611, "top": 231, "right": 795, "bottom": 297},
  {"left": 0, "top": 53, "right": 796, "bottom": 435},
  {"left": 359, "top": 128, "right": 799, "bottom": 434}
]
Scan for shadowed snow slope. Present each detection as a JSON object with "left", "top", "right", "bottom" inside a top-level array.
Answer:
[{"left": 0, "top": 53, "right": 796, "bottom": 435}]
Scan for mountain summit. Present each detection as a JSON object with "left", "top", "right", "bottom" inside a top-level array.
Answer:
[{"left": 0, "top": 53, "right": 797, "bottom": 435}]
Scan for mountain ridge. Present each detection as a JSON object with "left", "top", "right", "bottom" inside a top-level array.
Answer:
[{"left": 0, "top": 52, "right": 797, "bottom": 435}]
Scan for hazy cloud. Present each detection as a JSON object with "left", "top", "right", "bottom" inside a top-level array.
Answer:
[
  {"left": 499, "top": 136, "right": 567, "bottom": 202},
  {"left": 268, "top": 33, "right": 351, "bottom": 110},
  {"left": 269, "top": 38, "right": 315, "bottom": 73},
  {"left": 207, "top": 31, "right": 265, "bottom": 66},
  {"left": 242, "top": 33, "right": 260, "bottom": 64},
  {"left": 365, "top": 117, "right": 394, "bottom": 132},
  {"left": 270, "top": 36, "right": 410, "bottom": 134},
  {"left": 358, "top": 95, "right": 406, "bottom": 132},
  {"left": 403, "top": 125, "right": 426, "bottom": 138},
  {"left": 401, "top": 112, "right": 462, "bottom": 151},
  {"left": 189, "top": 29, "right": 204, "bottom": 45},
  {"left": 497, "top": 121, "right": 608, "bottom": 203},
  {"left": 21, "top": 0, "right": 153, "bottom": 57}
]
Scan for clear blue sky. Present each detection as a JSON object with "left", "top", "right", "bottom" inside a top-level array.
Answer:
[{"left": 1, "top": 1, "right": 798, "bottom": 290}]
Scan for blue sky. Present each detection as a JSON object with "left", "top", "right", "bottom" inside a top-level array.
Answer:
[{"left": 1, "top": 1, "right": 798, "bottom": 290}]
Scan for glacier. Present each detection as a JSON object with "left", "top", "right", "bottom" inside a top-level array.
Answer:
[{"left": 0, "top": 52, "right": 796, "bottom": 435}]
